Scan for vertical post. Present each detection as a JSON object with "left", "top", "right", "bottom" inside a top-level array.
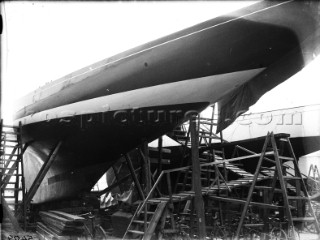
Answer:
[
  {"left": 144, "top": 203, "right": 148, "bottom": 233},
  {"left": 295, "top": 163, "right": 303, "bottom": 230},
  {"left": 190, "top": 115, "right": 206, "bottom": 239},
  {"left": 141, "top": 140, "right": 151, "bottom": 233},
  {"left": 262, "top": 188, "right": 269, "bottom": 235},
  {"left": 141, "top": 140, "right": 152, "bottom": 195},
  {"left": 18, "top": 122, "right": 26, "bottom": 230},
  {"left": 157, "top": 137, "right": 163, "bottom": 178},
  {"left": 166, "top": 173, "right": 176, "bottom": 230},
  {"left": 174, "top": 127, "right": 190, "bottom": 193},
  {"left": 209, "top": 105, "right": 215, "bottom": 146}
]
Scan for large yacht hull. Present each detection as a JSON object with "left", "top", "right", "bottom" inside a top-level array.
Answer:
[{"left": 14, "top": 1, "right": 320, "bottom": 203}]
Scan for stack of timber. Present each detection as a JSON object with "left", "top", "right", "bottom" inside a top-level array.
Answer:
[{"left": 37, "top": 211, "right": 85, "bottom": 239}]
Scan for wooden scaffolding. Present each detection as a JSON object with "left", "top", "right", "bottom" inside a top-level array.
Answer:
[
  {"left": 0, "top": 120, "right": 26, "bottom": 230},
  {"left": 120, "top": 107, "right": 320, "bottom": 240}
]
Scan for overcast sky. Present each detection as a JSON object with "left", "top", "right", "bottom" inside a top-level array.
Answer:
[{"left": 1, "top": 1, "right": 320, "bottom": 124}]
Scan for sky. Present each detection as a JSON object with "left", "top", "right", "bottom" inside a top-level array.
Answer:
[{"left": 1, "top": 1, "right": 320, "bottom": 124}]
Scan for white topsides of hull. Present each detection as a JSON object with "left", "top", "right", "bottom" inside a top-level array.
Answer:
[{"left": 15, "top": 68, "right": 264, "bottom": 126}]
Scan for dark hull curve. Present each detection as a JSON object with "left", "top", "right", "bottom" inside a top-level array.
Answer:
[{"left": 15, "top": 1, "right": 320, "bottom": 203}]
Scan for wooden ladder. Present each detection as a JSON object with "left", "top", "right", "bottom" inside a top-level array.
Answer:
[
  {"left": 308, "top": 164, "right": 320, "bottom": 196},
  {"left": 234, "top": 132, "right": 320, "bottom": 240},
  {"left": 0, "top": 121, "right": 26, "bottom": 228},
  {"left": 122, "top": 200, "right": 168, "bottom": 240}
]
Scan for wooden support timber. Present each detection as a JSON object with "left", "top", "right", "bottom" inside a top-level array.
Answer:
[
  {"left": 25, "top": 140, "right": 63, "bottom": 205},
  {"left": 125, "top": 154, "right": 145, "bottom": 200},
  {"left": 120, "top": 112, "right": 318, "bottom": 240},
  {"left": 140, "top": 141, "right": 152, "bottom": 195},
  {"left": 122, "top": 131, "right": 319, "bottom": 239},
  {"left": 190, "top": 115, "right": 206, "bottom": 239},
  {"left": 234, "top": 132, "right": 271, "bottom": 240},
  {"left": 0, "top": 121, "right": 27, "bottom": 229},
  {"left": 157, "top": 137, "right": 163, "bottom": 177},
  {"left": 233, "top": 132, "right": 320, "bottom": 240},
  {"left": 95, "top": 167, "right": 142, "bottom": 196}
]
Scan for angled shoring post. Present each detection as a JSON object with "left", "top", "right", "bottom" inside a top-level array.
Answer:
[
  {"left": 124, "top": 154, "right": 145, "bottom": 200},
  {"left": 234, "top": 132, "right": 271, "bottom": 240},
  {"left": 190, "top": 115, "right": 206, "bottom": 239},
  {"left": 97, "top": 167, "right": 141, "bottom": 196},
  {"left": 270, "top": 134, "right": 295, "bottom": 231},
  {"left": 25, "top": 140, "right": 63, "bottom": 205},
  {"left": 112, "top": 164, "right": 124, "bottom": 193},
  {"left": 308, "top": 164, "right": 314, "bottom": 179}
]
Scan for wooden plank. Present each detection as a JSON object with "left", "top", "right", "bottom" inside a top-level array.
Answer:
[
  {"left": 232, "top": 145, "right": 276, "bottom": 165},
  {"left": 40, "top": 211, "right": 74, "bottom": 225},
  {"left": 199, "top": 135, "right": 220, "bottom": 140},
  {"left": 254, "top": 186, "right": 283, "bottom": 193},
  {"left": 287, "top": 196, "right": 308, "bottom": 200},
  {"left": 2, "top": 124, "right": 19, "bottom": 129},
  {"left": 132, "top": 219, "right": 150, "bottom": 224},
  {"left": 148, "top": 145, "right": 171, "bottom": 154},
  {"left": 144, "top": 201, "right": 167, "bottom": 240},
  {"left": 199, "top": 151, "right": 275, "bottom": 168},
  {"left": 150, "top": 157, "right": 170, "bottom": 165},
  {"left": 283, "top": 176, "right": 300, "bottom": 180},
  {"left": 278, "top": 156, "right": 294, "bottom": 161},
  {"left": 244, "top": 224, "right": 264, "bottom": 227},
  {"left": 127, "top": 230, "right": 144, "bottom": 235},
  {"left": 208, "top": 196, "right": 284, "bottom": 209},
  {"left": 37, "top": 222, "right": 56, "bottom": 240},
  {"left": 292, "top": 217, "right": 316, "bottom": 222},
  {"left": 48, "top": 210, "right": 85, "bottom": 222}
]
